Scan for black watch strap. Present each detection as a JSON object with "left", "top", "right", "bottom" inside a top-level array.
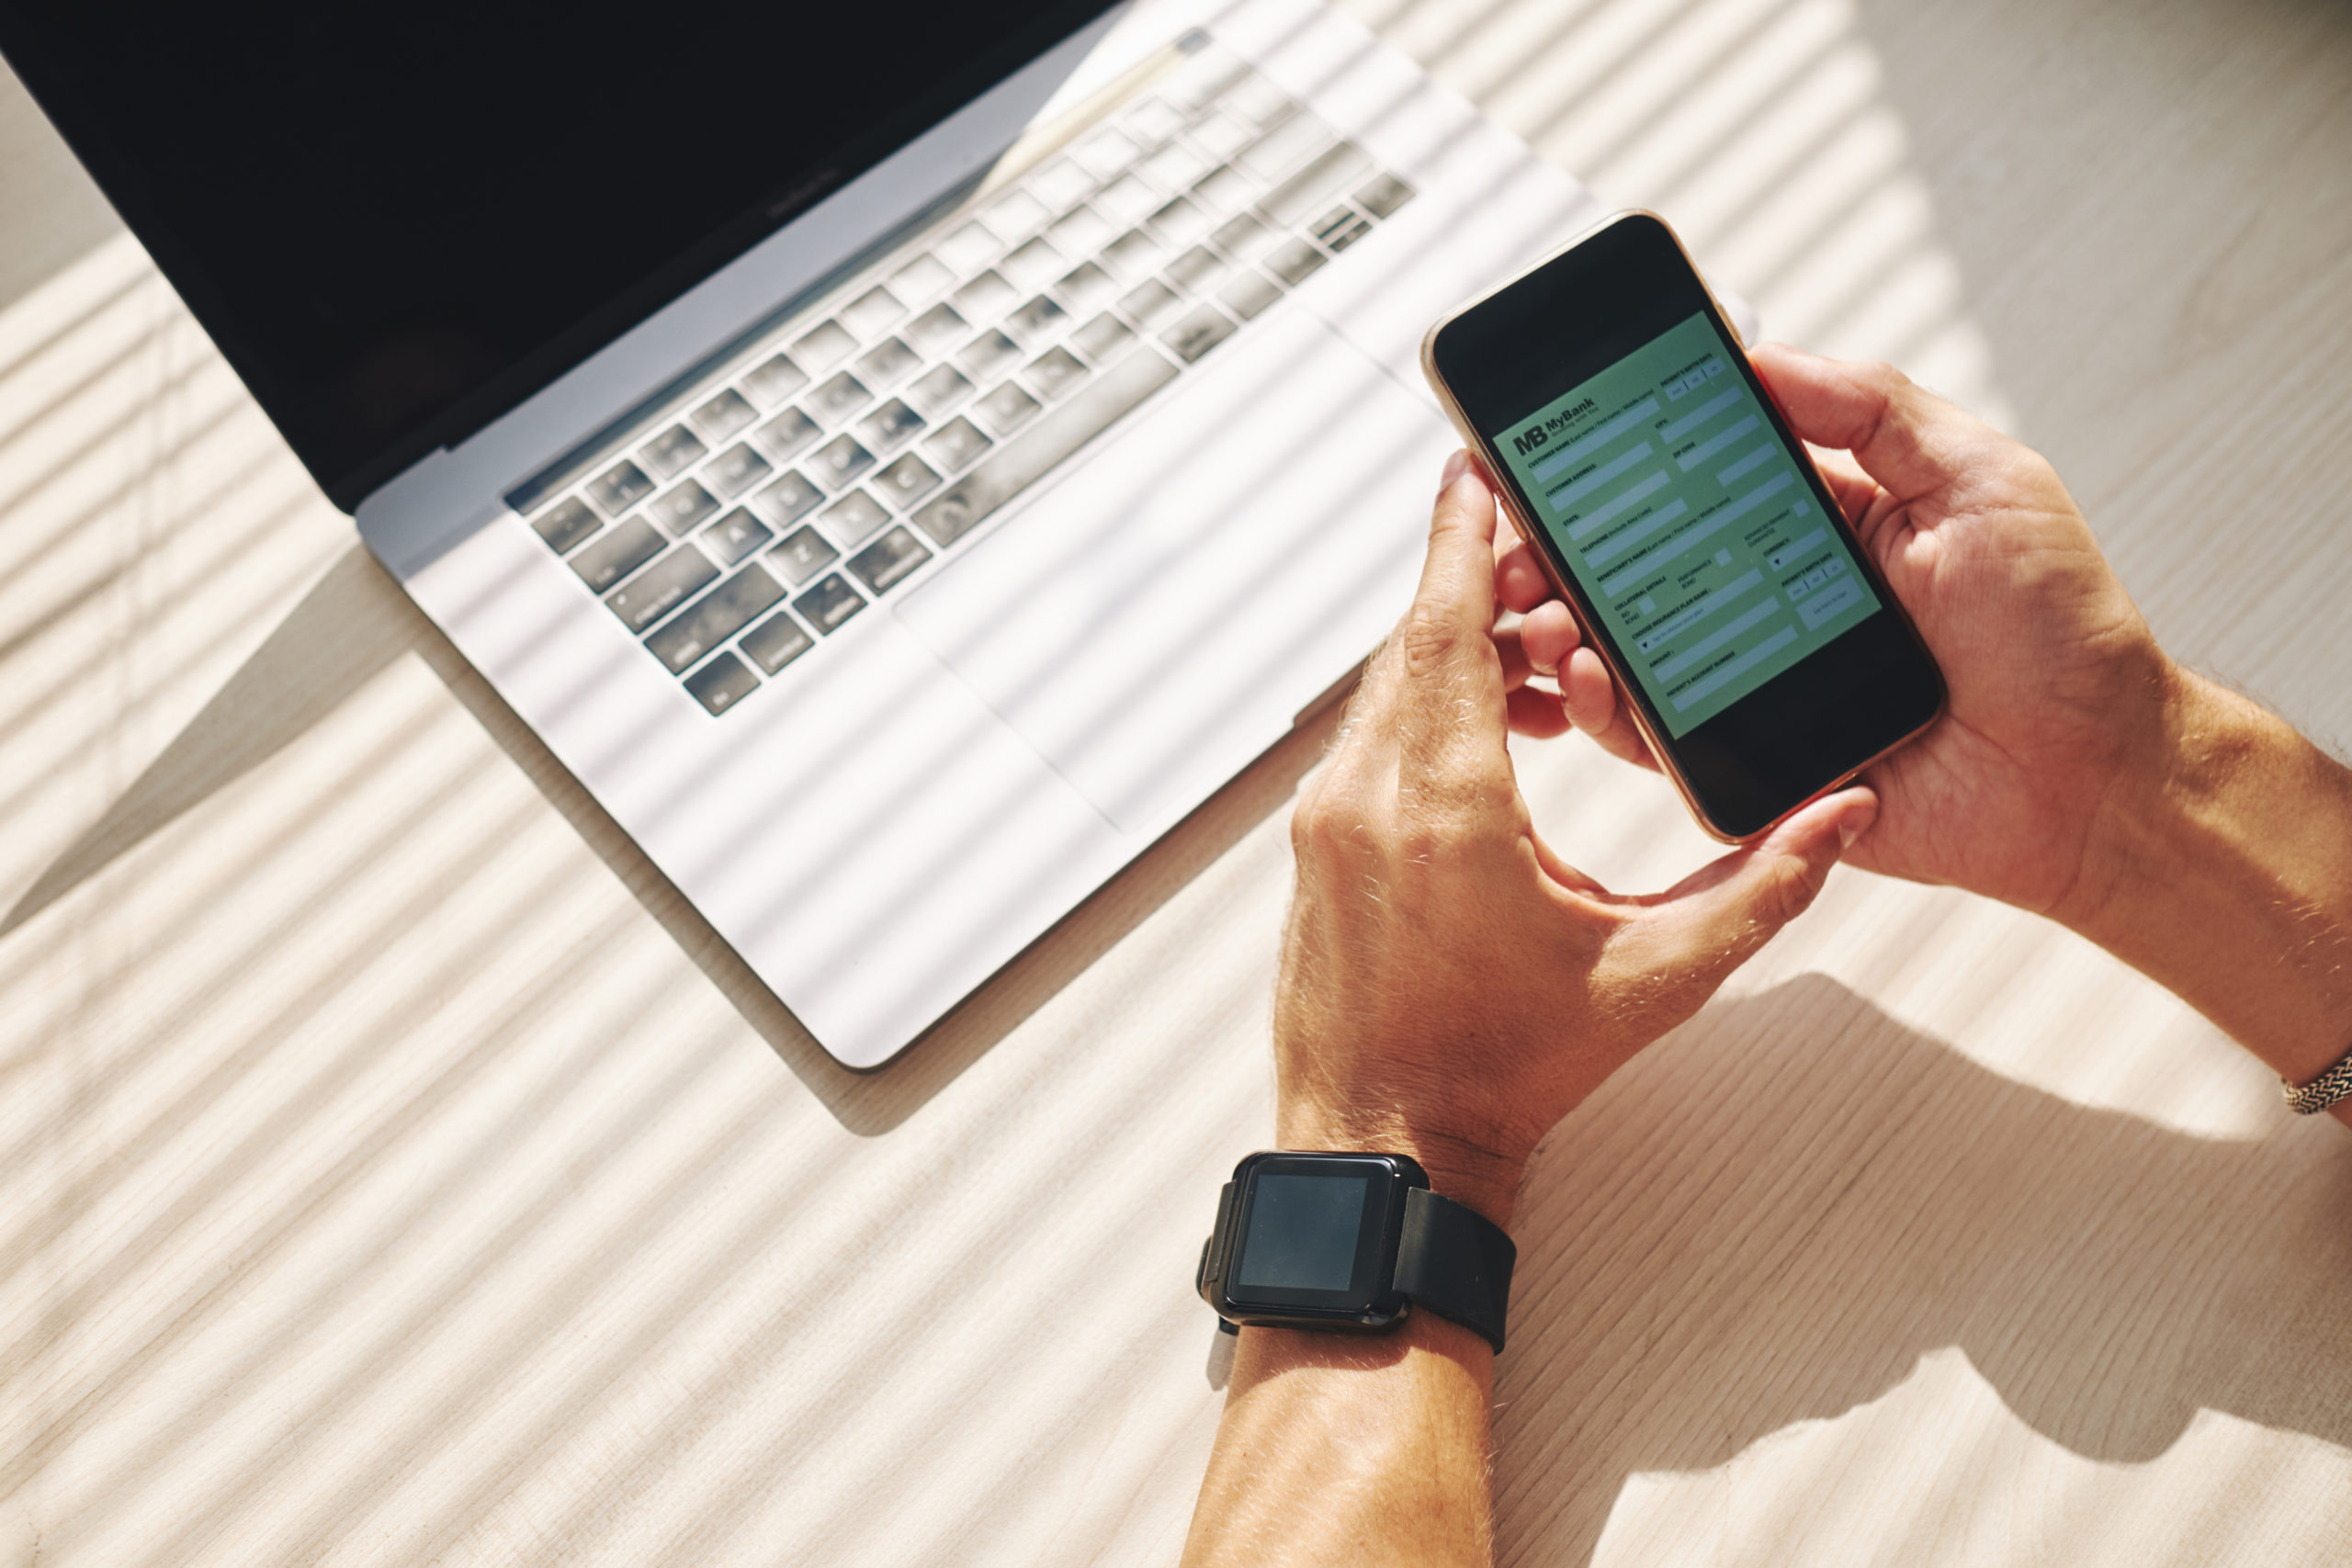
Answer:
[{"left": 1392, "top": 1187, "right": 1517, "bottom": 1353}]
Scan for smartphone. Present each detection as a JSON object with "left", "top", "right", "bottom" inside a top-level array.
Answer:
[{"left": 1420, "top": 210, "right": 1945, "bottom": 840}]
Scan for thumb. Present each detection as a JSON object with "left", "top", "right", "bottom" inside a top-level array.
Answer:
[{"left": 1646, "top": 786, "right": 1876, "bottom": 978}]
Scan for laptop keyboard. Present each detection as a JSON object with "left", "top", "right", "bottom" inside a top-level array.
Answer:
[{"left": 513, "top": 35, "right": 1416, "bottom": 716}]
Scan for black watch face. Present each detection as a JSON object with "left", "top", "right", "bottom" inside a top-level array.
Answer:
[{"left": 1222, "top": 1153, "right": 1416, "bottom": 1316}]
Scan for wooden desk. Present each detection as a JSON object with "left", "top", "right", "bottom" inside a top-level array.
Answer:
[{"left": 5, "top": 1, "right": 2348, "bottom": 1561}]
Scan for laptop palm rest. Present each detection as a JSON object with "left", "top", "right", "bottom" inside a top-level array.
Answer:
[{"left": 894, "top": 310, "right": 1453, "bottom": 832}]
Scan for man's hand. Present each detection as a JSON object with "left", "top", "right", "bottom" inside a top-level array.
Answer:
[
  {"left": 1500, "top": 345, "right": 2172, "bottom": 925},
  {"left": 1499, "top": 345, "right": 2352, "bottom": 1114},
  {"left": 1273, "top": 451, "right": 1874, "bottom": 1223}
]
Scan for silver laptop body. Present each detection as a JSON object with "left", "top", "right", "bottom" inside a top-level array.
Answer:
[{"left": 355, "top": 0, "right": 1599, "bottom": 1067}]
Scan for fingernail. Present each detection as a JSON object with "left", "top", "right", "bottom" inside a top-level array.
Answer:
[
  {"left": 1440, "top": 450, "right": 1471, "bottom": 491},
  {"left": 1838, "top": 798, "right": 1877, "bottom": 850}
]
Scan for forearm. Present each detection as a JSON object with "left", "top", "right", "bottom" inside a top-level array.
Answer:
[
  {"left": 2071, "top": 664, "right": 2352, "bottom": 1122},
  {"left": 1182, "top": 1314, "right": 1498, "bottom": 1568}
]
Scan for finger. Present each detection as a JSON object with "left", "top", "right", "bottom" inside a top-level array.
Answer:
[
  {"left": 1643, "top": 786, "right": 1876, "bottom": 976},
  {"left": 1495, "top": 539, "right": 1554, "bottom": 615},
  {"left": 1803, "top": 442, "right": 1880, "bottom": 525},
  {"left": 1750, "top": 344, "right": 1996, "bottom": 504},
  {"left": 1391, "top": 459, "right": 1510, "bottom": 778},
  {"left": 1519, "top": 599, "right": 1581, "bottom": 675},
  {"left": 1506, "top": 682, "right": 1571, "bottom": 739},
  {"left": 1561, "top": 648, "right": 1658, "bottom": 771}
]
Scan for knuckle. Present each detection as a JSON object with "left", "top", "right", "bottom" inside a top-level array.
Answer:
[{"left": 1399, "top": 604, "right": 1464, "bottom": 676}]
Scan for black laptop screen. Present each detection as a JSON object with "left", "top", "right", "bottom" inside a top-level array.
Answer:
[{"left": 0, "top": 0, "right": 1119, "bottom": 510}]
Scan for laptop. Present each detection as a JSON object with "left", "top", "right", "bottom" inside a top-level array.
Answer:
[{"left": 1, "top": 0, "right": 1618, "bottom": 1067}]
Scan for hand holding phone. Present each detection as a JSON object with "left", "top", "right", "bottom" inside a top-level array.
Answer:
[
  {"left": 1423, "top": 212, "right": 1945, "bottom": 839},
  {"left": 1508, "top": 338, "right": 2179, "bottom": 921}
]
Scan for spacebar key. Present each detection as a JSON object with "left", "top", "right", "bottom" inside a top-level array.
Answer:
[{"left": 911, "top": 348, "right": 1180, "bottom": 547}]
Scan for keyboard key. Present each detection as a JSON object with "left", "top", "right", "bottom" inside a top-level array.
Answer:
[
  {"left": 795, "top": 573, "right": 867, "bottom": 634},
  {"left": 1101, "top": 228, "right": 1164, "bottom": 278},
  {"left": 647, "top": 564, "right": 786, "bottom": 673},
  {"left": 699, "top": 506, "right": 773, "bottom": 566},
  {"left": 1029, "top": 157, "right": 1094, "bottom": 209},
  {"left": 974, "top": 381, "right": 1043, "bottom": 436},
  {"left": 809, "top": 434, "right": 876, "bottom": 488},
  {"left": 1055, "top": 261, "right": 1117, "bottom": 312},
  {"left": 742, "top": 353, "right": 809, "bottom": 405},
  {"left": 1161, "top": 304, "right": 1238, "bottom": 364},
  {"left": 904, "top": 363, "right": 975, "bottom": 416},
  {"left": 1319, "top": 210, "right": 1373, "bottom": 253},
  {"left": 647, "top": 479, "right": 721, "bottom": 535},
  {"left": 1238, "top": 110, "right": 1330, "bottom": 184},
  {"left": 847, "top": 525, "right": 933, "bottom": 595},
  {"left": 531, "top": 496, "right": 600, "bottom": 553},
  {"left": 936, "top": 221, "right": 999, "bottom": 272},
  {"left": 792, "top": 319, "right": 857, "bottom": 370},
  {"left": 922, "top": 416, "right": 992, "bottom": 472},
  {"left": 1023, "top": 345, "right": 1089, "bottom": 400},
  {"left": 571, "top": 515, "right": 664, "bottom": 591},
  {"left": 1219, "top": 269, "right": 1283, "bottom": 321},
  {"left": 854, "top": 398, "right": 925, "bottom": 453},
  {"left": 809, "top": 370, "right": 872, "bottom": 421},
  {"left": 874, "top": 452, "right": 942, "bottom": 506},
  {"left": 769, "top": 524, "right": 840, "bottom": 585},
  {"left": 1119, "top": 279, "right": 1182, "bottom": 329},
  {"left": 1257, "top": 140, "right": 1372, "bottom": 225},
  {"left": 888, "top": 254, "right": 955, "bottom": 304},
  {"left": 957, "top": 328, "right": 1023, "bottom": 378},
  {"left": 1191, "top": 164, "right": 1252, "bottom": 214},
  {"left": 1069, "top": 124, "right": 1141, "bottom": 180},
  {"left": 639, "top": 423, "right": 707, "bottom": 479},
  {"left": 821, "top": 488, "right": 891, "bottom": 546},
  {"left": 1148, "top": 195, "right": 1211, "bottom": 245},
  {"left": 985, "top": 187, "right": 1049, "bottom": 241},
  {"left": 912, "top": 347, "right": 1178, "bottom": 547},
  {"left": 1265, "top": 237, "right": 1328, "bottom": 287},
  {"left": 741, "top": 610, "right": 815, "bottom": 674},
  {"left": 905, "top": 301, "right": 969, "bottom": 352},
  {"left": 1167, "top": 244, "right": 1229, "bottom": 294},
  {"left": 1125, "top": 95, "right": 1186, "bottom": 145},
  {"left": 703, "top": 443, "right": 774, "bottom": 499},
  {"left": 752, "top": 470, "right": 825, "bottom": 527},
  {"left": 855, "top": 335, "right": 921, "bottom": 389},
  {"left": 684, "top": 650, "right": 759, "bottom": 715},
  {"left": 607, "top": 544, "right": 718, "bottom": 632},
  {"left": 954, "top": 270, "right": 1018, "bottom": 322},
  {"left": 1355, "top": 172, "right": 1416, "bottom": 219},
  {"left": 1186, "top": 109, "right": 1252, "bottom": 160},
  {"left": 1094, "top": 173, "right": 1159, "bottom": 224},
  {"left": 1227, "top": 72, "right": 1299, "bottom": 128},
  {"left": 1163, "top": 51, "right": 1250, "bottom": 111},
  {"left": 1071, "top": 312, "right": 1136, "bottom": 362},
  {"left": 1000, "top": 236, "right": 1064, "bottom": 289},
  {"left": 1046, "top": 205, "right": 1112, "bottom": 257},
  {"left": 1145, "top": 139, "right": 1212, "bottom": 190},
  {"left": 841, "top": 286, "right": 904, "bottom": 337},
  {"left": 750, "top": 407, "right": 821, "bottom": 461},
  {"left": 1211, "top": 212, "right": 1277, "bottom": 260},
  {"left": 587, "top": 459, "right": 655, "bottom": 516},
  {"left": 693, "top": 389, "right": 758, "bottom": 442},
  {"left": 1007, "top": 293, "right": 1069, "bottom": 341}
]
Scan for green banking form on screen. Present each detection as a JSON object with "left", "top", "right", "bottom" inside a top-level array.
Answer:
[{"left": 1490, "top": 312, "right": 1879, "bottom": 736}]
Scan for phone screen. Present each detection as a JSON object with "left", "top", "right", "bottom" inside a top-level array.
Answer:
[{"left": 1487, "top": 310, "right": 1880, "bottom": 737}]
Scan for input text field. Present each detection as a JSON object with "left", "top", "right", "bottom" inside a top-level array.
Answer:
[
  {"left": 1668, "top": 625, "right": 1800, "bottom": 712},
  {"left": 1530, "top": 398, "right": 1659, "bottom": 481}
]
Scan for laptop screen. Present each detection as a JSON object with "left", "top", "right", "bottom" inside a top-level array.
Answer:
[{"left": 0, "top": 0, "right": 1120, "bottom": 510}]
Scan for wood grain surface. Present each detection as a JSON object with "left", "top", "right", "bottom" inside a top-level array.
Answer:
[{"left": 4, "top": 0, "right": 2349, "bottom": 1562}]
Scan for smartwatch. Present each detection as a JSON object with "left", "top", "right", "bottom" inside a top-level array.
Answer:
[{"left": 1195, "top": 1151, "right": 1517, "bottom": 1353}]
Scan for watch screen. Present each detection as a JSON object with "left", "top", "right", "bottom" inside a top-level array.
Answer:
[
  {"left": 1235, "top": 1174, "right": 1370, "bottom": 1291},
  {"left": 1487, "top": 310, "right": 1883, "bottom": 736}
]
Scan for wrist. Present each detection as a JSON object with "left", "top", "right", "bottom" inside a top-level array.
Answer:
[{"left": 1273, "top": 1097, "right": 1529, "bottom": 1229}]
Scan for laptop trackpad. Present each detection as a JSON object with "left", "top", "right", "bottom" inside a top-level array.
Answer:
[{"left": 894, "top": 310, "right": 1453, "bottom": 831}]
